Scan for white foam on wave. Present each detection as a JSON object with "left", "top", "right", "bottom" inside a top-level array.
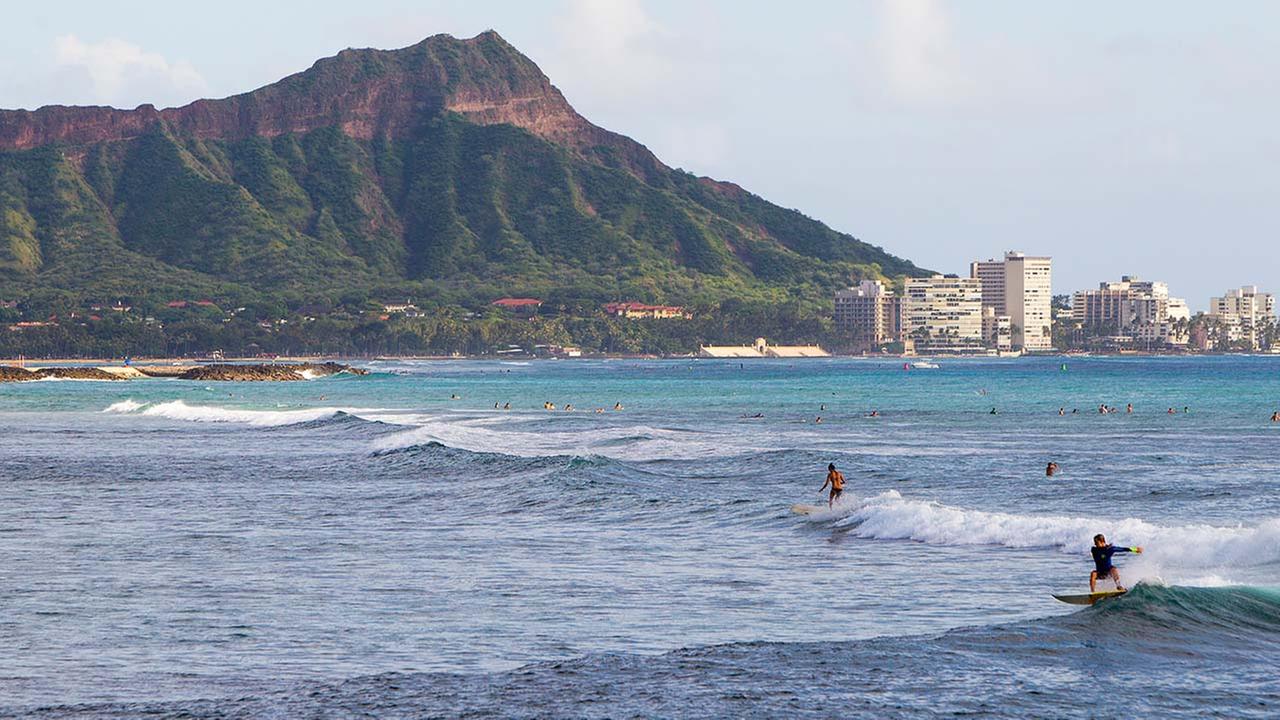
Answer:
[
  {"left": 101, "top": 399, "right": 375, "bottom": 427},
  {"left": 372, "top": 415, "right": 767, "bottom": 461},
  {"left": 831, "top": 490, "right": 1280, "bottom": 581},
  {"left": 103, "top": 399, "right": 146, "bottom": 414}
]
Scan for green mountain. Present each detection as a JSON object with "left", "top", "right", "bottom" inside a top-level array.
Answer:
[{"left": 0, "top": 30, "right": 926, "bottom": 320}]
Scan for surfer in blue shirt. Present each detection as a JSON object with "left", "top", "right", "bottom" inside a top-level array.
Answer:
[{"left": 1090, "top": 534, "right": 1143, "bottom": 592}]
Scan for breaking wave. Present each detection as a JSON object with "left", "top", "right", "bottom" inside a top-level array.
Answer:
[
  {"left": 372, "top": 416, "right": 762, "bottom": 461},
  {"left": 823, "top": 490, "right": 1280, "bottom": 580},
  {"left": 102, "top": 400, "right": 374, "bottom": 427}
]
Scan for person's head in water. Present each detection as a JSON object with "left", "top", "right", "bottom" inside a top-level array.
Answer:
[{"left": 1093, "top": 533, "right": 1106, "bottom": 547}]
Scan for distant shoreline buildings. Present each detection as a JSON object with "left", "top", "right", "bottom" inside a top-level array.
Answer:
[
  {"left": 833, "top": 252, "right": 1277, "bottom": 354},
  {"left": 834, "top": 250, "right": 1055, "bottom": 354}
]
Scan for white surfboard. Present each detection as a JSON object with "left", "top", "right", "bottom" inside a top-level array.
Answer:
[{"left": 791, "top": 504, "right": 825, "bottom": 515}]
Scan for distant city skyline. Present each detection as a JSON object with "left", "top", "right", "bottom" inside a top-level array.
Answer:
[{"left": 2, "top": 1, "right": 1277, "bottom": 307}]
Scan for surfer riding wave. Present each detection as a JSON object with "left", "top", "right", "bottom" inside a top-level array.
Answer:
[
  {"left": 1091, "top": 533, "right": 1143, "bottom": 592},
  {"left": 820, "top": 463, "right": 845, "bottom": 508}
]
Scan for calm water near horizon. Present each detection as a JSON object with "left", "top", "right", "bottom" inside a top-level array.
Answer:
[{"left": 2, "top": 356, "right": 1278, "bottom": 717}]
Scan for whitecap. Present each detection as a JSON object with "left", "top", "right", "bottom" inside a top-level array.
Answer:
[{"left": 831, "top": 490, "right": 1280, "bottom": 581}]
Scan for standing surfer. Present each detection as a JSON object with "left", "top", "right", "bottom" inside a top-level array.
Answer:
[
  {"left": 820, "top": 463, "right": 845, "bottom": 509},
  {"left": 1090, "top": 534, "right": 1143, "bottom": 592}
]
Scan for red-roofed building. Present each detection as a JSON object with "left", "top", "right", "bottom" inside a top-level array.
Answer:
[{"left": 603, "top": 302, "right": 690, "bottom": 320}]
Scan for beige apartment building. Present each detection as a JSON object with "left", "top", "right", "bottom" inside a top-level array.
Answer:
[
  {"left": 969, "top": 251, "right": 1053, "bottom": 351},
  {"left": 1071, "top": 276, "right": 1189, "bottom": 346},
  {"left": 981, "top": 307, "right": 1012, "bottom": 352},
  {"left": 902, "top": 275, "right": 984, "bottom": 353},
  {"left": 1207, "top": 286, "right": 1275, "bottom": 349},
  {"left": 834, "top": 280, "right": 901, "bottom": 349}
]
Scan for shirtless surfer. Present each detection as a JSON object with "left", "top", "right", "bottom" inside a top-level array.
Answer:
[{"left": 820, "top": 463, "right": 846, "bottom": 508}]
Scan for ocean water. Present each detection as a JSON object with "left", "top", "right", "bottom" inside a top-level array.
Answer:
[{"left": 1, "top": 356, "right": 1278, "bottom": 718}]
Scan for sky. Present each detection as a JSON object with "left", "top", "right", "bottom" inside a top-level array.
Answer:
[{"left": 2, "top": 1, "right": 1277, "bottom": 310}]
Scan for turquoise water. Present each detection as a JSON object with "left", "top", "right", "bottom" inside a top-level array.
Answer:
[{"left": 2, "top": 356, "right": 1279, "bottom": 717}]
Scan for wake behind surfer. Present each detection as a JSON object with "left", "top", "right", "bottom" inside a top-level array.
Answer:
[
  {"left": 1090, "top": 533, "right": 1143, "bottom": 592},
  {"left": 820, "top": 463, "right": 846, "bottom": 509}
]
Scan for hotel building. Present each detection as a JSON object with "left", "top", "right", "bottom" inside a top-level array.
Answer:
[
  {"left": 1207, "top": 286, "right": 1276, "bottom": 350},
  {"left": 981, "top": 307, "right": 1012, "bottom": 352},
  {"left": 969, "top": 251, "right": 1053, "bottom": 351},
  {"left": 902, "top": 275, "right": 984, "bottom": 353},
  {"left": 1071, "top": 276, "right": 1189, "bottom": 346},
  {"left": 834, "top": 280, "right": 901, "bottom": 349}
]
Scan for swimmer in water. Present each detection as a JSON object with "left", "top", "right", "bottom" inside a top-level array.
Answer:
[
  {"left": 503, "top": 402, "right": 511, "bottom": 410},
  {"left": 614, "top": 402, "right": 624, "bottom": 411},
  {"left": 1127, "top": 403, "right": 1133, "bottom": 414},
  {"left": 1046, "top": 461, "right": 1059, "bottom": 477},
  {"left": 815, "top": 416, "right": 822, "bottom": 424},
  {"left": 1272, "top": 411, "right": 1280, "bottom": 423},
  {"left": 1058, "top": 407, "right": 1065, "bottom": 416}
]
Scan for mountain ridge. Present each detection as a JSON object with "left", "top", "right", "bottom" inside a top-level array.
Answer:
[
  {"left": 0, "top": 30, "right": 927, "bottom": 344},
  {"left": 0, "top": 31, "right": 667, "bottom": 181}
]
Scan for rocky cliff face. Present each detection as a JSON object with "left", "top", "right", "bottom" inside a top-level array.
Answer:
[{"left": 0, "top": 31, "right": 663, "bottom": 180}]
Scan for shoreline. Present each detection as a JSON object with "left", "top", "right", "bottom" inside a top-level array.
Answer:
[{"left": 4, "top": 351, "right": 1279, "bottom": 366}]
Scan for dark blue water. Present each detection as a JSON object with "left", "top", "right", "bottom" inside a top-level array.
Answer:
[{"left": 2, "top": 357, "right": 1278, "bottom": 717}]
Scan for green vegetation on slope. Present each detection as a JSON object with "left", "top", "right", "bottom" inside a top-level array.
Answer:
[{"left": 0, "top": 111, "right": 928, "bottom": 356}]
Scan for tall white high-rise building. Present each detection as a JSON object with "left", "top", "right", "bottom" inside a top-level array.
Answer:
[
  {"left": 902, "top": 275, "right": 984, "bottom": 353},
  {"left": 969, "top": 251, "right": 1053, "bottom": 351}
]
